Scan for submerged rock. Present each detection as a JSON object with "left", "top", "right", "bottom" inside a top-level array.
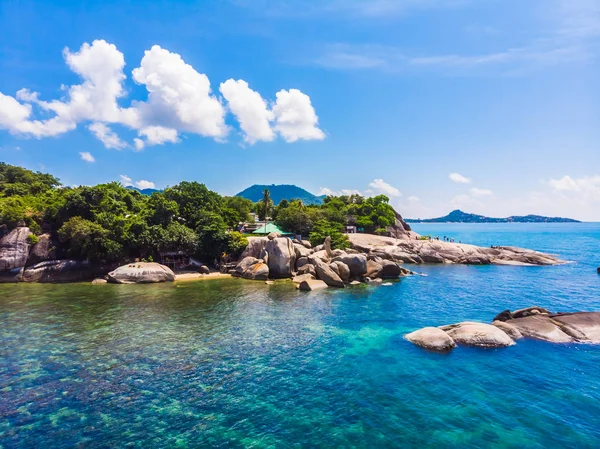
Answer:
[
  {"left": 107, "top": 262, "right": 175, "bottom": 284},
  {"left": 406, "top": 327, "right": 456, "bottom": 352},
  {"left": 298, "top": 279, "right": 328, "bottom": 291}
]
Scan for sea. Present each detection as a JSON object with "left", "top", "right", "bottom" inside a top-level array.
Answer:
[{"left": 1, "top": 223, "right": 600, "bottom": 448}]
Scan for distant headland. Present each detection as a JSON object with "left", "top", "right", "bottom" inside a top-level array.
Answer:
[{"left": 406, "top": 209, "right": 581, "bottom": 224}]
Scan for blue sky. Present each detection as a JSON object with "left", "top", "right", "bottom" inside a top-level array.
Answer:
[{"left": 0, "top": 0, "right": 599, "bottom": 219}]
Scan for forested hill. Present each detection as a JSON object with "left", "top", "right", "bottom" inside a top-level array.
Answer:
[
  {"left": 406, "top": 209, "right": 581, "bottom": 223},
  {"left": 236, "top": 184, "right": 325, "bottom": 205}
]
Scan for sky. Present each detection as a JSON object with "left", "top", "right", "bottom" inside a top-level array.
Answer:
[{"left": 0, "top": 0, "right": 599, "bottom": 220}]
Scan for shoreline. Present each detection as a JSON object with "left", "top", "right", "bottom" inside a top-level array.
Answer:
[{"left": 174, "top": 272, "right": 233, "bottom": 282}]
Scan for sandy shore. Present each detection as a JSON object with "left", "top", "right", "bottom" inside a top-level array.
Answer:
[{"left": 175, "top": 272, "right": 232, "bottom": 282}]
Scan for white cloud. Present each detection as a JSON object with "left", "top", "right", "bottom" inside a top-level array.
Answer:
[
  {"left": 136, "top": 180, "right": 155, "bottom": 189},
  {"left": 449, "top": 172, "right": 471, "bottom": 184},
  {"left": 220, "top": 79, "right": 275, "bottom": 144},
  {"left": 549, "top": 174, "right": 600, "bottom": 199},
  {"left": 120, "top": 174, "right": 133, "bottom": 186},
  {"left": 138, "top": 126, "right": 179, "bottom": 146},
  {"left": 407, "top": 196, "right": 420, "bottom": 202},
  {"left": 133, "top": 138, "right": 145, "bottom": 151},
  {"left": 368, "top": 178, "right": 401, "bottom": 197},
  {"left": 0, "top": 40, "right": 325, "bottom": 148},
  {"left": 79, "top": 151, "right": 95, "bottom": 163},
  {"left": 88, "top": 122, "right": 127, "bottom": 149},
  {"left": 340, "top": 189, "right": 362, "bottom": 196},
  {"left": 131, "top": 45, "right": 227, "bottom": 139},
  {"left": 470, "top": 187, "right": 493, "bottom": 196},
  {"left": 272, "top": 89, "right": 325, "bottom": 142},
  {"left": 318, "top": 187, "right": 335, "bottom": 196}
]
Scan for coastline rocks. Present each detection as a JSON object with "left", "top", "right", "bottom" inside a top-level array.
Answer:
[
  {"left": 297, "top": 263, "right": 317, "bottom": 278},
  {"left": 443, "top": 322, "right": 515, "bottom": 348},
  {"left": 300, "top": 240, "right": 312, "bottom": 249},
  {"left": 267, "top": 232, "right": 279, "bottom": 240},
  {"left": 292, "top": 273, "right": 315, "bottom": 284},
  {"left": 198, "top": 265, "right": 210, "bottom": 274},
  {"left": 298, "top": 279, "right": 328, "bottom": 291},
  {"left": 22, "top": 260, "right": 108, "bottom": 283},
  {"left": 331, "top": 254, "right": 367, "bottom": 278},
  {"left": 293, "top": 243, "right": 311, "bottom": 259},
  {"left": 107, "top": 262, "right": 175, "bottom": 284},
  {"left": 332, "top": 261, "right": 351, "bottom": 282},
  {"left": 26, "top": 233, "right": 55, "bottom": 266},
  {"left": 296, "top": 256, "right": 309, "bottom": 269},
  {"left": 0, "top": 227, "right": 31, "bottom": 271},
  {"left": 366, "top": 259, "right": 383, "bottom": 278},
  {"left": 92, "top": 278, "right": 108, "bottom": 284},
  {"left": 380, "top": 260, "right": 402, "bottom": 278},
  {"left": 234, "top": 257, "right": 269, "bottom": 280},
  {"left": 265, "top": 237, "right": 296, "bottom": 279},
  {"left": 405, "top": 327, "right": 456, "bottom": 352},
  {"left": 240, "top": 237, "right": 268, "bottom": 259},
  {"left": 551, "top": 313, "right": 600, "bottom": 343},
  {"left": 492, "top": 321, "right": 523, "bottom": 340},
  {"left": 506, "top": 315, "right": 573, "bottom": 343},
  {"left": 308, "top": 256, "right": 345, "bottom": 288}
]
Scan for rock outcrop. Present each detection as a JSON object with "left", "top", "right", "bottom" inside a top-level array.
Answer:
[
  {"left": 22, "top": 260, "right": 109, "bottom": 283},
  {"left": 347, "top": 233, "right": 563, "bottom": 266},
  {"left": 405, "top": 327, "right": 456, "bottom": 352},
  {"left": 308, "top": 255, "right": 345, "bottom": 288},
  {"left": 298, "top": 279, "right": 328, "bottom": 291},
  {"left": 406, "top": 308, "right": 600, "bottom": 352},
  {"left": 107, "top": 262, "right": 175, "bottom": 284},
  {"left": 331, "top": 254, "right": 367, "bottom": 278},
  {"left": 0, "top": 227, "right": 31, "bottom": 271},
  {"left": 265, "top": 237, "right": 296, "bottom": 279},
  {"left": 234, "top": 257, "right": 269, "bottom": 280}
]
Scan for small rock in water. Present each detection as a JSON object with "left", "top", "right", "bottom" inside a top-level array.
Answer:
[{"left": 405, "top": 327, "right": 456, "bottom": 352}]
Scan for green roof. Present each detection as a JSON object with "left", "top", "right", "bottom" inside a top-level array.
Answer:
[{"left": 252, "top": 223, "right": 292, "bottom": 235}]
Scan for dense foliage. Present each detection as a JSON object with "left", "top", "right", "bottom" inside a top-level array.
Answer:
[
  {"left": 0, "top": 163, "right": 249, "bottom": 264},
  {"left": 0, "top": 163, "right": 398, "bottom": 262}
]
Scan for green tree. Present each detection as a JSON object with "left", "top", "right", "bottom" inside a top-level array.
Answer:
[
  {"left": 58, "top": 217, "right": 123, "bottom": 262},
  {"left": 309, "top": 220, "right": 350, "bottom": 250}
]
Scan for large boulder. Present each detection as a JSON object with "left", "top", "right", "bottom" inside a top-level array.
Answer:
[
  {"left": 292, "top": 273, "right": 315, "bottom": 284},
  {"left": 323, "top": 236, "right": 334, "bottom": 258},
  {"left": 366, "top": 259, "right": 383, "bottom": 278},
  {"left": 26, "top": 233, "right": 55, "bottom": 266},
  {"left": 293, "top": 243, "right": 311, "bottom": 259},
  {"left": 240, "top": 237, "right": 268, "bottom": 259},
  {"left": 331, "top": 254, "right": 367, "bottom": 278},
  {"left": 442, "top": 322, "right": 516, "bottom": 348},
  {"left": 0, "top": 227, "right": 31, "bottom": 271},
  {"left": 234, "top": 256, "right": 269, "bottom": 280},
  {"left": 22, "top": 260, "right": 106, "bottom": 283},
  {"left": 505, "top": 315, "right": 573, "bottom": 343},
  {"left": 265, "top": 237, "right": 296, "bottom": 279},
  {"left": 405, "top": 327, "right": 456, "bottom": 352},
  {"left": 107, "top": 262, "right": 175, "bottom": 284},
  {"left": 309, "top": 255, "right": 345, "bottom": 288},
  {"left": 492, "top": 321, "right": 523, "bottom": 340},
  {"left": 297, "top": 263, "right": 317, "bottom": 278},
  {"left": 380, "top": 260, "right": 402, "bottom": 278},
  {"left": 332, "top": 261, "right": 351, "bottom": 282},
  {"left": 296, "top": 256, "right": 310, "bottom": 270},
  {"left": 551, "top": 312, "right": 600, "bottom": 343},
  {"left": 298, "top": 279, "right": 328, "bottom": 291}
]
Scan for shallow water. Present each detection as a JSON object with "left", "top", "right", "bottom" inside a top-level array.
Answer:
[{"left": 2, "top": 223, "right": 600, "bottom": 448}]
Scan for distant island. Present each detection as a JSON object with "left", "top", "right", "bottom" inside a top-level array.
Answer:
[
  {"left": 236, "top": 184, "right": 325, "bottom": 205},
  {"left": 406, "top": 209, "right": 581, "bottom": 224},
  {"left": 126, "top": 186, "right": 161, "bottom": 196}
]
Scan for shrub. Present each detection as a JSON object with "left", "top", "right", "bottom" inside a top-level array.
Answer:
[
  {"left": 227, "top": 231, "right": 248, "bottom": 257},
  {"left": 27, "top": 234, "right": 39, "bottom": 245},
  {"left": 309, "top": 220, "right": 350, "bottom": 250},
  {"left": 375, "top": 228, "right": 389, "bottom": 236}
]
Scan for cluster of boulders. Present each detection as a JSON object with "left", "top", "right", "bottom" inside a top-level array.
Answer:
[
  {"left": 406, "top": 307, "right": 600, "bottom": 352},
  {"left": 348, "top": 233, "right": 563, "bottom": 266},
  {"left": 233, "top": 232, "right": 412, "bottom": 290},
  {"left": 0, "top": 227, "right": 112, "bottom": 283}
]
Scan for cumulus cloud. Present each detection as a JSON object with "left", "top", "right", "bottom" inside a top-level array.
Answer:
[
  {"left": 131, "top": 45, "right": 227, "bottom": 139},
  {"left": 120, "top": 174, "right": 133, "bottom": 186},
  {"left": 0, "top": 40, "right": 325, "bottom": 148},
  {"left": 470, "top": 187, "right": 493, "bottom": 197},
  {"left": 449, "top": 172, "right": 471, "bottom": 184},
  {"left": 136, "top": 180, "right": 155, "bottom": 189},
  {"left": 318, "top": 187, "right": 336, "bottom": 196},
  {"left": 88, "top": 122, "right": 127, "bottom": 149},
  {"left": 272, "top": 89, "right": 325, "bottom": 142},
  {"left": 549, "top": 174, "right": 600, "bottom": 200},
  {"left": 369, "top": 178, "right": 401, "bottom": 197},
  {"left": 79, "top": 151, "right": 95, "bottom": 162},
  {"left": 138, "top": 126, "right": 179, "bottom": 146},
  {"left": 220, "top": 79, "right": 275, "bottom": 144}
]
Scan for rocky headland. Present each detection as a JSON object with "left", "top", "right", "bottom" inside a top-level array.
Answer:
[{"left": 406, "top": 307, "right": 600, "bottom": 351}]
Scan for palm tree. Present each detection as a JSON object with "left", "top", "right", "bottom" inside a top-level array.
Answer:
[{"left": 263, "top": 188, "right": 271, "bottom": 233}]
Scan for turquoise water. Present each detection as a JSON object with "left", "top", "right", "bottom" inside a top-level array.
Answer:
[{"left": 2, "top": 223, "right": 600, "bottom": 448}]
